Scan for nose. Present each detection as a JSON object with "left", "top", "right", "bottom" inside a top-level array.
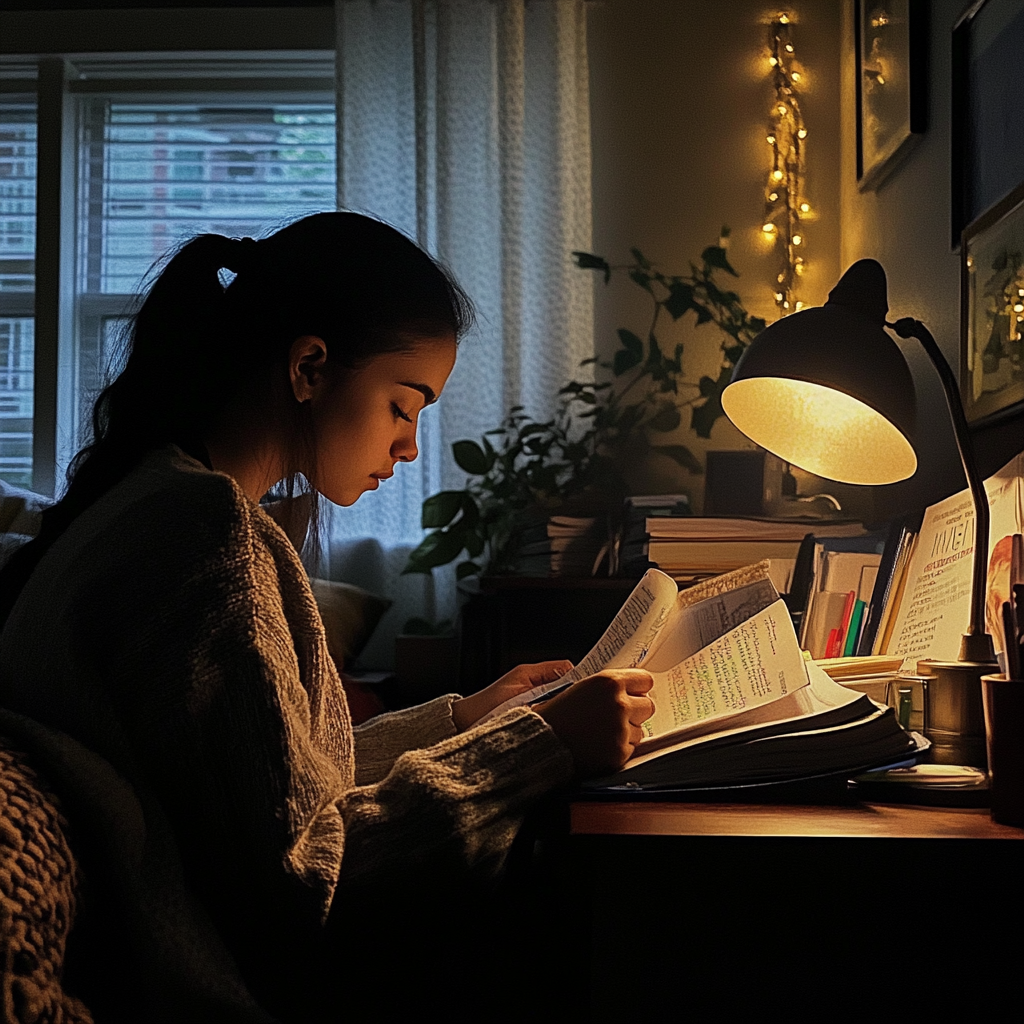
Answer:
[{"left": 393, "top": 426, "right": 418, "bottom": 463}]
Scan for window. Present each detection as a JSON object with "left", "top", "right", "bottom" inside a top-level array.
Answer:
[
  {"left": 0, "top": 98, "right": 36, "bottom": 487},
  {"left": 70, "top": 95, "right": 336, "bottom": 460}
]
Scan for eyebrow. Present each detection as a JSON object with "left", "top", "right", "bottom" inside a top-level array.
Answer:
[{"left": 399, "top": 381, "right": 437, "bottom": 406}]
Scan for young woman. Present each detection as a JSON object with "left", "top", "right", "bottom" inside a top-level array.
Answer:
[{"left": 0, "top": 213, "right": 653, "bottom": 1022}]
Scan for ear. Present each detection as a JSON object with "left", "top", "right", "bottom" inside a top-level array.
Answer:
[{"left": 289, "top": 335, "right": 328, "bottom": 403}]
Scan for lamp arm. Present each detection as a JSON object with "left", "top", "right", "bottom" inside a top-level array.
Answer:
[{"left": 889, "top": 317, "right": 996, "bottom": 664}]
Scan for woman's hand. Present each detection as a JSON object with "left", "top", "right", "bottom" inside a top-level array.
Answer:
[
  {"left": 534, "top": 670, "right": 655, "bottom": 778},
  {"left": 451, "top": 660, "right": 574, "bottom": 732}
]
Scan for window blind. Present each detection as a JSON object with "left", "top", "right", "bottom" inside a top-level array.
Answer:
[
  {"left": 0, "top": 100, "right": 36, "bottom": 486},
  {"left": 78, "top": 100, "right": 336, "bottom": 295}
]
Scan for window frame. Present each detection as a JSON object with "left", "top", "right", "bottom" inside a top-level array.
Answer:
[{"left": 0, "top": 47, "right": 337, "bottom": 494}]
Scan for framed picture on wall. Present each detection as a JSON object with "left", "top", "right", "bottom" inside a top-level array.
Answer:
[
  {"left": 961, "top": 179, "right": 1024, "bottom": 427},
  {"left": 854, "top": 0, "right": 928, "bottom": 192},
  {"left": 951, "top": 0, "right": 1024, "bottom": 248}
]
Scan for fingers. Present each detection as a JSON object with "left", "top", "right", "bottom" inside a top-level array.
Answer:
[{"left": 527, "top": 660, "right": 574, "bottom": 684}]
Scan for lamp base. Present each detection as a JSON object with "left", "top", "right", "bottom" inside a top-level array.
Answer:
[{"left": 917, "top": 657, "right": 998, "bottom": 770}]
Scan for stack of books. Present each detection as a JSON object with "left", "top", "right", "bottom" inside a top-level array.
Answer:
[
  {"left": 619, "top": 505, "right": 866, "bottom": 594},
  {"left": 514, "top": 511, "right": 609, "bottom": 576}
]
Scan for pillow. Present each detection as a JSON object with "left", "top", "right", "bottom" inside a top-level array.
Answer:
[
  {"left": 0, "top": 480, "right": 51, "bottom": 539},
  {"left": 309, "top": 578, "right": 392, "bottom": 669}
]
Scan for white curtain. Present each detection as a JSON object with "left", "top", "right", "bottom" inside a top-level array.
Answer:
[{"left": 327, "top": 0, "right": 594, "bottom": 665}]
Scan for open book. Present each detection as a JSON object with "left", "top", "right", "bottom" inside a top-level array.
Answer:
[{"left": 488, "top": 563, "right": 920, "bottom": 790}]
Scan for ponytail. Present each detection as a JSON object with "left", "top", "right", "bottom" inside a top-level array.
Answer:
[{"left": 0, "top": 212, "right": 473, "bottom": 630}]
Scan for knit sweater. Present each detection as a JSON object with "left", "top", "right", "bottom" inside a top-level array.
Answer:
[{"left": 0, "top": 446, "right": 574, "bottom": 1020}]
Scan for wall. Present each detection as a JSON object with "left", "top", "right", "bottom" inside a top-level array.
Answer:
[{"left": 587, "top": 0, "right": 843, "bottom": 513}]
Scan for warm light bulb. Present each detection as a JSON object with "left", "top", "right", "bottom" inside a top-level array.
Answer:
[
  {"left": 769, "top": 191, "right": 779, "bottom": 201},
  {"left": 778, "top": 104, "right": 787, "bottom": 115},
  {"left": 767, "top": 134, "right": 776, "bottom": 144},
  {"left": 722, "top": 378, "right": 918, "bottom": 485},
  {"left": 763, "top": 223, "right": 776, "bottom": 234},
  {"left": 792, "top": 234, "right": 802, "bottom": 245},
  {"left": 783, "top": 301, "right": 791, "bottom": 309},
  {"left": 791, "top": 72, "right": 802, "bottom": 82},
  {"left": 777, "top": 273, "right": 785, "bottom": 283},
  {"left": 1015, "top": 303, "right": 1024, "bottom": 313},
  {"left": 795, "top": 262, "right": 805, "bottom": 275},
  {"left": 795, "top": 301, "right": 804, "bottom": 310},
  {"left": 799, "top": 202, "right": 810, "bottom": 213},
  {"left": 785, "top": 44, "right": 794, "bottom": 52},
  {"left": 877, "top": 75, "right": 886, "bottom": 85},
  {"left": 797, "top": 128, "right": 807, "bottom": 139},
  {"left": 775, "top": 292, "right": 784, "bottom": 301},
  {"left": 772, "top": 169, "right": 784, "bottom": 181},
  {"left": 779, "top": 13, "right": 790, "bottom": 24},
  {"left": 1018, "top": 288, "right": 1024, "bottom": 296},
  {"left": 769, "top": 56, "right": 779, "bottom": 66},
  {"left": 967, "top": 256, "right": 974, "bottom": 268}
]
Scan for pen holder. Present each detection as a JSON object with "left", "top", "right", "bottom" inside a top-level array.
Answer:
[
  {"left": 916, "top": 659, "right": 990, "bottom": 769},
  {"left": 980, "top": 673, "right": 1024, "bottom": 828}
]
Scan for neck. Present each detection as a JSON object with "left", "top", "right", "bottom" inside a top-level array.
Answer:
[{"left": 204, "top": 428, "right": 285, "bottom": 503}]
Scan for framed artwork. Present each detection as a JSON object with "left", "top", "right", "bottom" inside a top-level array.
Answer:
[
  {"left": 951, "top": 0, "right": 1024, "bottom": 247},
  {"left": 961, "top": 180, "right": 1024, "bottom": 427},
  {"left": 855, "top": 0, "right": 928, "bottom": 192}
]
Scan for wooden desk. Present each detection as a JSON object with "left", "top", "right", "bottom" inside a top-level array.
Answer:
[
  {"left": 531, "top": 798, "right": 1022, "bottom": 1021},
  {"left": 571, "top": 798, "right": 1024, "bottom": 839}
]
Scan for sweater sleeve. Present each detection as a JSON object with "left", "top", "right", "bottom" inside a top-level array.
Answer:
[
  {"left": 352, "top": 694, "right": 460, "bottom": 786},
  {"left": 338, "top": 706, "right": 574, "bottom": 883}
]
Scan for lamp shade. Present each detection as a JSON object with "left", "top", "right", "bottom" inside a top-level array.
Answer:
[{"left": 722, "top": 259, "right": 918, "bottom": 485}]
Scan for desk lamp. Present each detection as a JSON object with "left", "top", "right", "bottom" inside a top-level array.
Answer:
[{"left": 722, "top": 259, "right": 996, "bottom": 763}]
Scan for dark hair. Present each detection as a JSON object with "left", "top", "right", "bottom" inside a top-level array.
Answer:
[{"left": 0, "top": 212, "right": 473, "bottom": 628}]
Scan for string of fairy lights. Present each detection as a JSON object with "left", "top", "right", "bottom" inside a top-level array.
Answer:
[{"left": 762, "top": 12, "right": 810, "bottom": 315}]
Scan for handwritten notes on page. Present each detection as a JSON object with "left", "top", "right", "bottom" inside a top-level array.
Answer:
[{"left": 642, "top": 599, "right": 809, "bottom": 740}]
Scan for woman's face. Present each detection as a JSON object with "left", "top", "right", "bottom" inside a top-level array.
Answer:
[{"left": 309, "top": 336, "right": 457, "bottom": 506}]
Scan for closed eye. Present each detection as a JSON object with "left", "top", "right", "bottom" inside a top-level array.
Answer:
[{"left": 391, "top": 402, "right": 413, "bottom": 423}]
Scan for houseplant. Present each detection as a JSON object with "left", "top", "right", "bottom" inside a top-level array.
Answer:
[{"left": 403, "top": 230, "right": 768, "bottom": 580}]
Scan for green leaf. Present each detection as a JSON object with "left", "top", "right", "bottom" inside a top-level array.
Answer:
[
  {"left": 452, "top": 439, "right": 491, "bottom": 475},
  {"left": 630, "top": 247, "right": 652, "bottom": 270},
  {"left": 617, "top": 328, "right": 644, "bottom": 355},
  {"left": 649, "top": 404, "right": 681, "bottom": 432},
  {"left": 402, "top": 526, "right": 469, "bottom": 573},
  {"left": 456, "top": 560, "right": 481, "bottom": 580},
  {"left": 613, "top": 347, "right": 643, "bottom": 375},
  {"left": 701, "top": 245, "right": 738, "bottom": 276},
  {"left": 629, "top": 268, "right": 653, "bottom": 293},
  {"left": 421, "top": 490, "right": 464, "bottom": 528},
  {"left": 663, "top": 281, "right": 695, "bottom": 320},
  {"left": 654, "top": 445, "right": 703, "bottom": 474},
  {"left": 463, "top": 527, "right": 485, "bottom": 557},
  {"left": 572, "top": 250, "right": 611, "bottom": 283}
]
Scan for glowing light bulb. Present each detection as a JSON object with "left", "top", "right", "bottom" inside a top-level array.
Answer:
[
  {"left": 779, "top": 13, "right": 790, "bottom": 24},
  {"left": 772, "top": 169, "right": 784, "bottom": 181},
  {"left": 763, "top": 223, "right": 776, "bottom": 234},
  {"left": 777, "top": 273, "right": 785, "bottom": 283},
  {"left": 795, "top": 301, "right": 804, "bottom": 310},
  {"left": 1018, "top": 288, "right": 1024, "bottom": 296},
  {"left": 767, "top": 134, "right": 776, "bottom": 144},
  {"left": 778, "top": 104, "right": 787, "bottom": 115},
  {"left": 792, "top": 72, "right": 802, "bottom": 82},
  {"left": 1015, "top": 303, "right": 1024, "bottom": 313},
  {"left": 775, "top": 292, "right": 784, "bottom": 301},
  {"left": 769, "top": 56, "right": 778, "bottom": 66},
  {"left": 967, "top": 256, "right": 974, "bottom": 269},
  {"left": 799, "top": 202, "right": 810, "bottom": 213},
  {"left": 783, "top": 300, "right": 791, "bottom": 308},
  {"left": 877, "top": 75, "right": 886, "bottom": 85},
  {"left": 769, "top": 192, "right": 779, "bottom": 201},
  {"left": 785, "top": 44, "right": 794, "bottom": 52},
  {"left": 797, "top": 128, "right": 807, "bottom": 139},
  {"left": 795, "top": 262, "right": 805, "bottom": 275},
  {"left": 792, "top": 234, "right": 803, "bottom": 245}
]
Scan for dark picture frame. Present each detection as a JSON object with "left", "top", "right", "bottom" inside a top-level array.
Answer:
[
  {"left": 951, "top": 0, "right": 1024, "bottom": 248},
  {"left": 855, "top": 0, "right": 928, "bottom": 191},
  {"left": 960, "top": 179, "right": 1024, "bottom": 427}
]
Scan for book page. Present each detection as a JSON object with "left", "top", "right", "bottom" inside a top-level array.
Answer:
[
  {"left": 479, "top": 569, "right": 679, "bottom": 719},
  {"left": 641, "top": 599, "right": 809, "bottom": 741},
  {"left": 885, "top": 452, "right": 1023, "bottom": 665}
]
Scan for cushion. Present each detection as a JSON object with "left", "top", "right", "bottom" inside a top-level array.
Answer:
[
  {"left": 0, "top": 481, "right": 50, "bottom": 539},
  {"left": 308, "top": 578, "right": 392, "bottom": 669}
]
